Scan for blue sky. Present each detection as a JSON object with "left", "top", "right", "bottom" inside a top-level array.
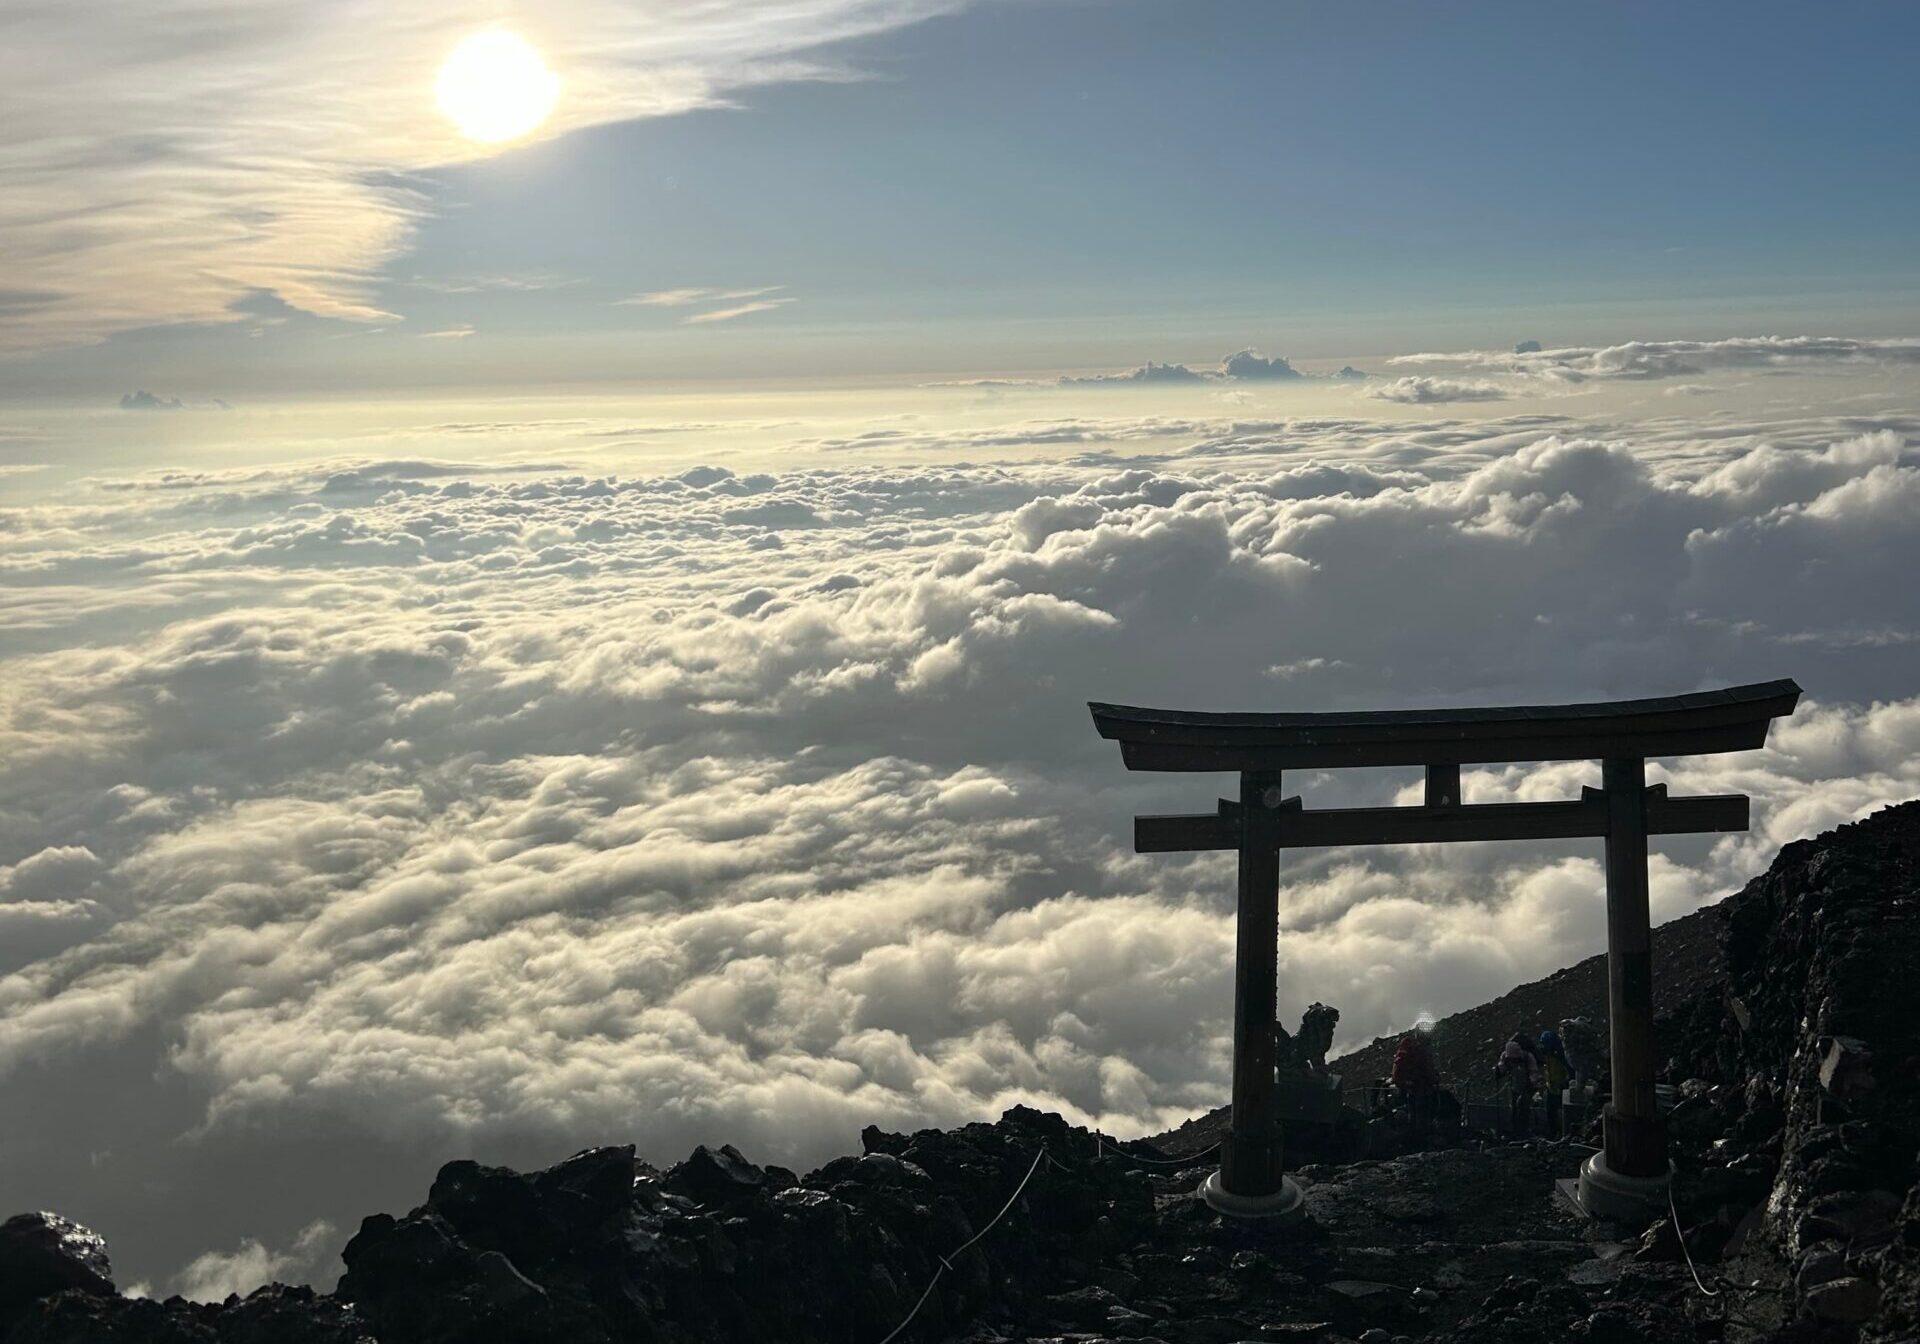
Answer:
[
  {"left": 409, "top": 1, "right": 1920, "bottom": 314},
  {"left": 4, "top": 0, "right": 1919, "bottom": 392}
]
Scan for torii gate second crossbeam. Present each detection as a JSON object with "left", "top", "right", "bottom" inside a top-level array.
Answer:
[{"left": 1090, "top": 678, "right": 1800, "bottom": 1221}]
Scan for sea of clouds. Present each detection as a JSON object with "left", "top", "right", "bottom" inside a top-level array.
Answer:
[{"left": 2, "top": 376, "right": 1918, "bottom": 1292}]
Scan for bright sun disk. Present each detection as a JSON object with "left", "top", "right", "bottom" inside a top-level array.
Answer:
[{"left": 437, "top": 31, "right": 559, "bottom": 144}]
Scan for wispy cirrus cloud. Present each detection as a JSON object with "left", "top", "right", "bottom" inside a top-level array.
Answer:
[
  {"left": 618, "top": 285, "right": 786, "bottom": 308},
  {"left": 0, "top": 3, "right": 961, "bottom": 354},
  {"left": 619, "top": 285, "right": 795, "bottom": 323},
  {"left": 684, "top": 296, "right": 796, "bottom": 324},
  {"left": 406, "top": 272, "right": 577, "bottom": 295}
]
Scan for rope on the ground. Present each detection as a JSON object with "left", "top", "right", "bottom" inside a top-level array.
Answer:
[
  {"left": 874, "top": 1144, "right": 1050, "bottom": 1344},
  {"left": 1668, "top": 1179, "right": 1722, "bottom": 1298},
  {"left": 940, "top": 1146, "right": 1048, "bottom": 1266},
  {"left": 873, "top": 1266, "right": 947, "bottom": 1344},
  {"left": 1095, "top": 1135, "right": 1222, "bottom": 1166}
]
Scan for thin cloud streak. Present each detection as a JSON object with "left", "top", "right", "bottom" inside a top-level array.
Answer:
[
  {"left": 684, "top": 297, "right": 796, "bottom": 324},
  {"left": 619, "top": 286, "right": 787, "bottom": 308}
]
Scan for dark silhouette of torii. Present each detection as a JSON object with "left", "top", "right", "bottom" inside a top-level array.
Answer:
[{"left": 1092, "top": 679, "right": 1799, "bottom": 1220}]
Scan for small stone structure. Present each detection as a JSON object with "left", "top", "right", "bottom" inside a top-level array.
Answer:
[{"left": 1275, "top": 1003, "right": 1345, "bottom": 1126}]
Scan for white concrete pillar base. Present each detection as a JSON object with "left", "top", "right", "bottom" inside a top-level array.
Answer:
[
  {"left": 1574, "top": 1152, "right": 1676, "bottom": 1221},
  {"left": 1199, "top": 1170, "right": 1305, "bottom": 1220}
]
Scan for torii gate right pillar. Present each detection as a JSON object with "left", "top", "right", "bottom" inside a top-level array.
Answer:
[{"left": 1577, "top": 755, "right": 1676, "bottom": 1217}]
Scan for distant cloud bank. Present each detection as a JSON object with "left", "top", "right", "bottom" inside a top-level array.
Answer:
[
  {"left": 1064, "top": 350, "right": 1364, "bottom": 385},
  {"left": 1392, "top": 335, "right": 1920, "bottom": 383},
  {"left": 118, "top": 390, "right": 185, "bottom": 411},
  {"left": 119, "top": 390, "right": 229, "bottom": 411}
]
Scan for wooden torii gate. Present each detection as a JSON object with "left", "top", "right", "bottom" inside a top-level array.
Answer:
[{"left": 1091, "top": 678, "right": 1800, "bottom": 1219}]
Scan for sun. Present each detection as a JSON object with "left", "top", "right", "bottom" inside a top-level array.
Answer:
[{"left": 436, "top": 31, "right": 559, "bottom": 144}]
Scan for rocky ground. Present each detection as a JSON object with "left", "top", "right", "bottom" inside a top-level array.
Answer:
[{"left": 1, "top": 801, "right": 1915, "bottom": 1344}]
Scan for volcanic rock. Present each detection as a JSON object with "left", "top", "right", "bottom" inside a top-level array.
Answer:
[{"left": 0, "top": 1213, "right": 114, "bottom": 1335}]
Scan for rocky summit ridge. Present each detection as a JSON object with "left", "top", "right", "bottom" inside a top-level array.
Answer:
[{"left": 3, "top": 800, "right": 1918, "bottom": 1344}]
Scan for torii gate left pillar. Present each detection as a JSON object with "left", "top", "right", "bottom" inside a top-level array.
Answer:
[
  {"left": 1217, "top": 770, "right": 1292, "bottom": 1210},
  {"left": 1090, "top": 680, "right": 1800, "bottom": 1221}
]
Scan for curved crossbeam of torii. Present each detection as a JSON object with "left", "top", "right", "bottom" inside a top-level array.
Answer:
[{"left": 1091, "top": 678, "right": 1801, "bottom": 1221}]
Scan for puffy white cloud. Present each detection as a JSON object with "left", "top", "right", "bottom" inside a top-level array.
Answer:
[
  {"left": 1219, "top": 350, "right": 1303, "bottom": 381},
  {"left": 1365, "top": 376, "right": 1508, "bottom": 404},
  {"left": 0, "top": 393, "right": 1915, "bottom": 1291},
  {"left": 176, "top": 1220, "right": 335, "bottom": 1302}
]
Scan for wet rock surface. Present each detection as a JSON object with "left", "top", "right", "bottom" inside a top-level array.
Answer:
[
  {"left": 0, "top": 1213, "right": 115, "bottom": 1336},
  {"left": 2, "top": 801, "right": 1915, "bottom": 1343}
]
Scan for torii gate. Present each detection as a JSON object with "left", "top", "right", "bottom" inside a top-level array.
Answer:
[{"left": 1091, "top": 679, "right": 1800, "bottom": 1220}]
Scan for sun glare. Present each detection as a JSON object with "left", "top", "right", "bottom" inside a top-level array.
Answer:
[{"left": 436, "top": 31, "right": 559, "bottom": 144}]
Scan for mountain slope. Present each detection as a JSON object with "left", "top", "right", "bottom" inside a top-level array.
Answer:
[{"left": 1152, "top": 893, "right": 1728, "bottom": 1156}]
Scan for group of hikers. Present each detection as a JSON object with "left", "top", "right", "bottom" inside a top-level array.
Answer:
[
  {"left": 1384, "top": 1022, "right": 1583, "bottom": 1141},
  {"left": 1493, "top": 1027, "right": 1574, "bottom": 1137}
]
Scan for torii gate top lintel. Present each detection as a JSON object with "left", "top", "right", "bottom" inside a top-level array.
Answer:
[
  {"left": 1090, "top": 677, "right": 1801, "bottom": 771},
  {"left": 1089, "top": 678, "right": 1802, "bottom": 1221}
]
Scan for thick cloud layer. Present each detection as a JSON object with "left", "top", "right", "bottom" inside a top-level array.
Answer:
[{"left": 1, "top": 394, "right": 1916, "bottom": 1294}]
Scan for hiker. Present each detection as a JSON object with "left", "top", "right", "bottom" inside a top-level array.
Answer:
[
  {"left": 1494, "top": 1032, "right": 1540, "bottom": 1137},
  {"left": 1537, "top": 1028, "right": 1571, "bottom": 1137},
  {"left": 1560, "top": 1016, "right": 1606, "bottom": 1094},
  {"left": 1390, "top": 1030, "right": 1440, "bottom": 1140}
]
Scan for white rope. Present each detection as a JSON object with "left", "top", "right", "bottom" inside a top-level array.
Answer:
[
  {"left": 1668, "top": 1180, "right": 1722, "bottom": 1298},
  {"left": 1096, "top": 1135, "right": 1221, "bottom": 1166},
  {"left": 875, "top": 1144, "right": 1049, "bottom": 1343},
  {"left": 874, "top": 1263, "right": 947, "bottom": 1344},
  {"left": 943, "top": 1146, "right": 1048, "bottom": 1264}
]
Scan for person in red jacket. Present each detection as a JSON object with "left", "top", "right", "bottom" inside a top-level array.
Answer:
[{"left": 1391, "top": 1031, "right": 1440, "bottom": 1137}]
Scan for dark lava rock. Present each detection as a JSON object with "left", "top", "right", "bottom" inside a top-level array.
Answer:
[
  {"left": 1659, "top": 801, "right": 1920, "bottom": 1326},
  {"left": 662, "top": 1144, "right": 769, "bottom": 1207},
  {"left": 0, "top": 1212, "right": 114, "bottom": 1334},
  {"left": 5, "top": 1284, "right": 368, "bottom": 1344}
]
